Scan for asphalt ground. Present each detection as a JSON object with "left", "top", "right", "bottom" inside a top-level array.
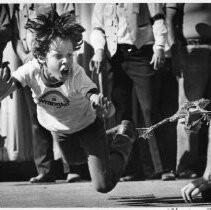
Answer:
[{"left": 0, "top": 179, "right": 211, "bottom": 208}]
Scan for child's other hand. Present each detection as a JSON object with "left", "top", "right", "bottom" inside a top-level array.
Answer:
[
  {"left": 0, "top": 62, "right": 11, "bottom": 82},
  {"left": 91, "top": 93, "right": 115, "bottom": 118}
]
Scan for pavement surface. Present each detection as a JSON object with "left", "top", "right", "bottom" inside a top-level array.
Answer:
[{"left": 0, "top": 179, "right": 211, "bottom": 208}]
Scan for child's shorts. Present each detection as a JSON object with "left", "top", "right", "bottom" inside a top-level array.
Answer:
[{"left": 51, "top": 117, "right": 106, "bottom": 165}]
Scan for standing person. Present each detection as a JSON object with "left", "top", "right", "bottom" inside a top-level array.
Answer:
[
  {"left": 0, "top": 10, "right": 135, "bottom": 193},
  {"left": 181, "top": 125, "right": 211, "bottom": 202},
  {"left": 0, "top": 4, "right": 12, "bottom": 146},
  {"left": 166, "top": 3, "right": 211, "bottom": 179},
  {"left": 0, "top": 4, "right": 11, "bottom": 65},
  {"left": 11, "top": 3, "right": 81, "bottom": 183},
  {"left": 90, "top": 3, "right": 167, "bottom": 179}
]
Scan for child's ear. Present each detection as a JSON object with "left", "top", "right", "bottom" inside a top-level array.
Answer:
[{"left": 37, "top": 55, "right": 46, "bottom": 65}]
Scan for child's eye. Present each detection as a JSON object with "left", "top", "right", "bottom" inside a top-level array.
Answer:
[
  {"left": 55, "top": 54, "right": 62, "bottom": 59},
  {"left": 67, "top": 54, "right": 73, "bottom": 58}
]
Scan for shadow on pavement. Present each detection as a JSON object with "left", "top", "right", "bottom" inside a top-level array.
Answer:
[
  {"left": 108, "top": 195, "right": 211, "bottom": 207},
  {"left": 13, "top": 180, "right": 89, "bottom": 186}
]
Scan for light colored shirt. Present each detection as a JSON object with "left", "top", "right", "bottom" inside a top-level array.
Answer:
[
  {"left": 116, "top": 4, "right": 133, "bottom": 45},
  {"left": 91, "top": 3, "right": 167, "bottom": 57},
  {"left": 12, "top": 59, "right": 97, "bottom": 134}
]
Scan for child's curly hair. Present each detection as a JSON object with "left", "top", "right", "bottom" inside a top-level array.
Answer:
[{"left": 25, "top": 10, "right": 85, "bottom": 58}]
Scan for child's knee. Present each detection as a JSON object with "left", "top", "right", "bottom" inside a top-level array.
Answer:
[
  {"left": 94, "top": 184, "right": 113, "bottom": 193},
  {"left": 93, "top": 180, "right": 115, "bottom": 193}
]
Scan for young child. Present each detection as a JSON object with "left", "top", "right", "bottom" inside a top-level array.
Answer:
[{"left": 0, "top": 10, "right": 135, "bottom": 193}]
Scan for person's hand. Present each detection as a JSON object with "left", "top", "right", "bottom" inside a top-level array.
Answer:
[
  {"left": 90, "top": 93, "right": 115, "bottom": 118},
  {"left": 89, "top": 49, "right": 104, "bottom": 74},
  {"left": 0, "top": 61, "right": 11, "bottom": 82},
  {"left": 181, "top": 176, "right": 211, "bottom": 203},
  {"left": 150, "top": 47, "right": 165, "bottom": 70},
  {"left": 0, "top": 62, "right": 11, "bottom": 95}
]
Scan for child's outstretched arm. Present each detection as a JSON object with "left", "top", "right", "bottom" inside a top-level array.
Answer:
[
  {"left": 90, "top": 93, "right": 115, "bottom": 118},
  {"left": 0, "top": 64, "right": 18, "bottom": 101}
]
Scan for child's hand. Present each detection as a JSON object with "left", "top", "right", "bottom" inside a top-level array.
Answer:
[
  {"left": 90, "top": 93, "right": 115, "bottom": 118},
  {"left": 0, "top": 62, "right": 11, "bottom": 86}
]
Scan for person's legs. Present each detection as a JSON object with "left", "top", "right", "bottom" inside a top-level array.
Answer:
[
  {"left": 110, "top": 49, "right": 133, "bottom": 123},
  {"left": 80, "top": 118, "right": 135, "bottom": 193},
  {"left": 54, "top": 117, "right": 135, "bottom": 193},
  {"left": 124, "top": 45, "right": 163, "bottom": 175},
  {"left": 24, "top": 87, "right": 55, "bottom": 182},
  {"left": 109, "top": 47, "right": 138, "bottom": 181},
  {"left": 176, "top": 45, "right": 210, "bottom": 177},
  {"left": 51, "top": 132, "right": 82, "bottom": 183}
]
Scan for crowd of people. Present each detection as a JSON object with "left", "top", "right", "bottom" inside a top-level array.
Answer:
[{"left": 0, "top": 2, "right": 211, "bottom": 202}]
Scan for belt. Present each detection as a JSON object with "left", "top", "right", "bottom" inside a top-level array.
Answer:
[
  {"left": 186, "top": 39, "right": 211, "bottom": 45},
  {"left": 118, "top": 44, "right": 138, "bottom": 52}
]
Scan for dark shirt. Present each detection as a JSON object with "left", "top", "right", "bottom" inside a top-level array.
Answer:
[{"left": 0, "top": 4, "right": 12, "bottom": 64}]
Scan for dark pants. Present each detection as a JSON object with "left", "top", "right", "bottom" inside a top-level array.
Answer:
[
  {"left": 110, "top": 44, "right": 155, "bottom": 126},
  {"left": 109, "top": 44, "right": 163, "bottom": 175},
  {"left": 176, "top": 44, "right": 211, "bottom": 173},
  {"left": 52, "top": 117, "right": 133, "bottom": 193},
  {"left": 23, "top": 87, "right": 55, "bottom": 175}
]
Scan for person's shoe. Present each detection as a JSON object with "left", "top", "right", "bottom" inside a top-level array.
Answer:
[
  {"left": 106, "top": 120, "right": 136, "bottom": 143},
  {"left": 177, "top": 169, "right": 199, "bottom": 179},
  {"left": 66, "top": 173, "right": 81, "bottom": 183},
  {"left": 161, "top": 170, "right": 176, "bottom": 181},
  {"left": 106, "top": 125, "right": 119, "bottom": 136},
  {"left": 120, "top": 174, "right": 144, "bottom": 182},
  {"left": 29, "top": 173, "right": 55, "bottom": 183}
]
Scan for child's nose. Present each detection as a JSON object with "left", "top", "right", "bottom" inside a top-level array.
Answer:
[{"left": 62, "top": 57, "right": 67, "bottom": 64}]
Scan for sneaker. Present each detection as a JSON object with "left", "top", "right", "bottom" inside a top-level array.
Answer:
[
  {"left": 106, "top": 125, "right": 119, "bottom": 136},
  {"left": 29, "top": 173, "right": 55, "bottom": 183},
  {"left": 120, "top": 174, "right": 144, "bottom": 182},
  {"left": 116, "top": 120, "right": 136, "bottom": 144},
  {"left": 161, "top": 170, "right": 176, "bottom": 181},
  {"left": 66, "top": 173, "right": 81, "bottom": 183},
  {"left": 177, "top": 169, "right": 199, "bottom": 179}
]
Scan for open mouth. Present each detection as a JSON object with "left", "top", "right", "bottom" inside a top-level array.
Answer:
[{"left": 60, "top": 68, "right": 69, "bottom": 77}]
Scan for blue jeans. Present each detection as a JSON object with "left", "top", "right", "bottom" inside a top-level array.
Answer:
[
  {"left": 52, "top": 117, "right": 133, "bottom": 193},
  {"left": 176, "top": 44, "right": 211, "bottom": 173}
]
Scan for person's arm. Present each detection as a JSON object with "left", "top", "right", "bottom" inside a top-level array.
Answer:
[
  {"left": 204, "top": 136, "right": 211, "bottom": 180},
  {"left": 11, "top": 7, "right": 33, "bottom": 64},
  {"left": 75, "top": 65, "right": 115, "bottom": 118},
  {"left": 90, "top": 4, "right": 106, "bottom": 73},
  {"left": 148, "top": 3, "right": 167, "bottom": 70},
  {"left": 165, "top": 3, "right": 180, "bottom": 47},
  {"left": 0, "top": 4, "right": 12, "bottom": 44},
  {"left": 181, "top": 132, "right": 211, "bottom": 203},
  {"left": 0, "top": 66, "right": 18, "bottom": 101},
  {"left": 166, "top": 3, "right": 184, "bottom": 76}
]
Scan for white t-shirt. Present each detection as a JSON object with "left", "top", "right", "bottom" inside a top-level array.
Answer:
[{"left": 12, "top": 59, "right": 97, "bottom": 134}]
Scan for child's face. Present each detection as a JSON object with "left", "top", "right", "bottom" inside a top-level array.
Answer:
[{"left": 43, "top": 37, "right": 74, "bottom": 83}]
